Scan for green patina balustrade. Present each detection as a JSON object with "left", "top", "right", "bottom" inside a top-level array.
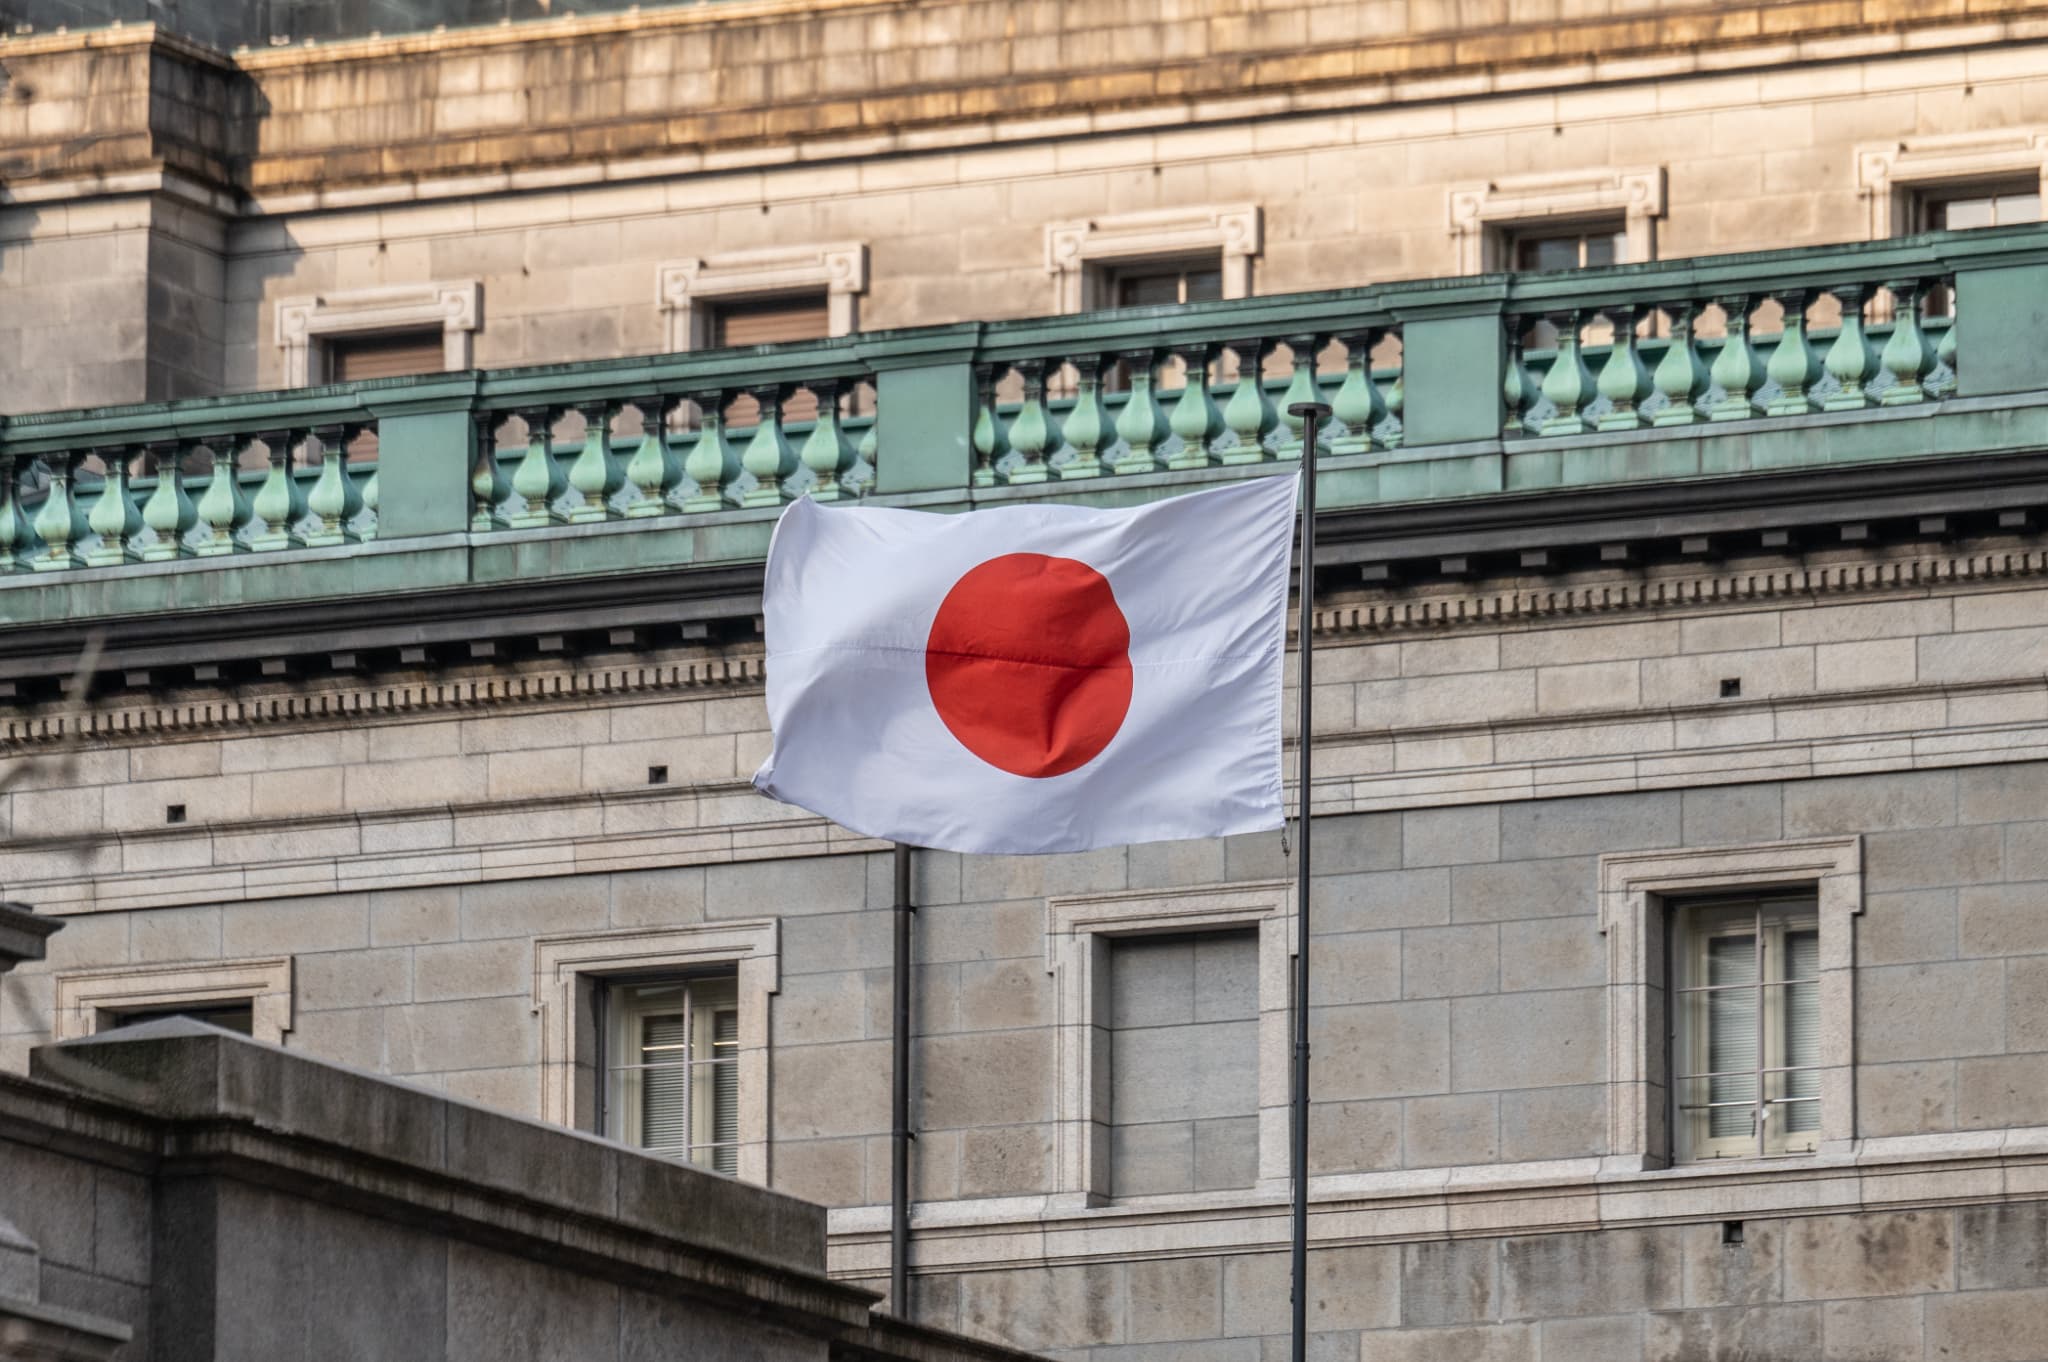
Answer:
[{"left": 1, "top": 225, "right": 2045, "bottom": 625}]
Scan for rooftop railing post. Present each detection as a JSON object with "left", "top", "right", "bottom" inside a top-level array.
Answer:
[
  {"left": 1951, "top": 256, "right": 2047, "bottom": 398},
  {"left": 1390, "top": 290, "right": 1510, "bottom": 450},
  {"left": 367, "top": 374, "right": 484, "bottom": 540}
]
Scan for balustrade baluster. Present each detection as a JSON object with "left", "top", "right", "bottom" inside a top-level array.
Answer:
[
  {"left": 1112, "top": 350, "right": 1170, "bottom": 475},
  {"left": 0, "top": 454, "right": 38, "bottom": 571},
  {"left": 1331, "top": 332, "right": 1387, "bottom": 454},
  {"left": 1595, "top": 306, "right": 1655, "bottom": 430},
  {"left": 471, "top": 413, "right": 511, "bottom": 531},
  {"left": 1006, "top": 360, "right": 1061, "bottom": 485},
  {"left": 1764, "top": 290, "right": 1824, "bottom": 416},
  {"left": 509, "top": 409, "right": 568, "bottom": 527},
  {"left": 1539, "top": 314, "right": 1597, "bottom": 435},
  {"left": 1061, "top": 356, "right": 1108, "bottom": 480},
  {"left": 196, "top": 436, "right": 253, "bottom": 555},
  {"left": 972, "top": 364, "right": 1009, "bottom": 488},
  {"left": 627, "top": 395, "right": 683, "bottom": 517},
  {"left": 84, "top": 445, "right": 143, "bottom": 566},
  {"left": 1822, "top": 284, "right": 1879, "bottom": 411},
  {"left": 1503, "top": 320, "right": 1540, "bottom": 435},
  {"left": 1278, "top": 334, "right": 1324, "bottom": 461},
  {"left": 31, "top": 451, "right": 88, "bottom": 571},
  {"left": 1384, "top": 367, "right": 1404, "bottom": 448},
  {"left": 800, "top": 380, "right": 858, "bottom": 501},
  {"left": 857, "top": 419, "right": 879, "bottom": 490},
  {"left": 360, "top": 457, "right": 379, "bottom": 542},
  {"left": 1710, "top": 296, "right": 1766, "bottom": 421},
  {"left": 1221, "top": 338, "right": 1278, "bottom": 465},
  {"left": 140, "top": 441, "right": 197, "bottom": 561},
  {"left": 1935, "top": 316, "right": 1959, "bottom": 395},
  {"left": 684, "top": 391, "right": 741, "bottom": 512},
  {"left": 305, "top": 425, "right": 365, "bottom": 547},
  {"left": 250, "top": 430, "right": 310, "bottom": 551},
  {"left": 567, "top": 401, "right": 625, "bottom": 522},
  {"left": 1880, "top": 279, "right": 1938, "bottom": 406},
  {"left": 1166, "top": 344, "right": 1225, "bottom": 470},
  {"left": 740, "top": 387, "right": 799, "bottom": 506},
  {"left": 1652, "top": 302, "right": 1712, "bottom": 427}
]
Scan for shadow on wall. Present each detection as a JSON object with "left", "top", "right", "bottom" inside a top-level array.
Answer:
[{"left": 6, "top": 0, "right": 720, "bottom": 48}]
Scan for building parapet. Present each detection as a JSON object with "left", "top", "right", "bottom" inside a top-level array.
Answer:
[{"left": 0, "top": 226, "right": 2044, "bottom": 686}]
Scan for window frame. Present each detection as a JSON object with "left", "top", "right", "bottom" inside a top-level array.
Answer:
[
  {"left": 1043, "top": 881, "right": 1291, "bottom": 1208},
  {"left": 1044, "top": 205, "right": 1261, "bottom": 315},
  {"left": 1503, "top": 220, "right": 1630, "bottom": 273},
  {"left": 1669, "top": 893, "right": 1823, "bottom": 1163},
  {"left": 1099, "top": 254, "right": 1228, "bottom": 309},
  {"left": 1598, "top": 836, "right": 1860, "bottom": 1171},
  {"left": 657, "top": 244, "right": 867, "bottom": 352},
  {"left": 532, "top": 922, "right": 778, "bottom": 1184},
  {"left": 1857, "top": 130, "right": 2048, "bottom": 240},
  {"left": 1448, "top": 167, "right": 1663, "bottom": 275},
  {"left": 275, "top": 280, "right": 481, "bottom": 388},
  {"left": 53, "top": 956, "right": 293, "bottom": 1044},
  {"left": 600, "top": 970, "right": 742, "bottom": 1175}
]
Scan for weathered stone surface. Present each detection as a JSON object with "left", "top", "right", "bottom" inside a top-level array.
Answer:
[
  {"left": 1404, "top": 1092, "right": 1498, "bottom": 1167},
  {"left": 1819, "top": 1296, "right": 1922, "bottom": 1362},
  {"left": 1450, "top": 857, "right": 1596, "bottom": 924},
  {"left": 1960, "top": 1203, "right": 2048, "bottom": 1291},
  {"left": 1313, "top": 1000, "right": 1450, "bottom": 1100},
  {"left": 1223, "top": 1247, "right": 1398, "bottom": 1335},
  {"left": 1680, "top": 1220, "right": 1782, "bottom": 1309},
  {"left": 1449, "top": 989, "right": 1605, "bottom": 1092},
  {"left": 1499, "top": 793, "right": 1681, "bottom": 861},
  {"left": 1126, "top": 1256, "right": 1222, "bottom": 1343},
  {"left": 1924, "top": 1287, "right": 2048, "bottom": 1362},
  {"left": 961, "top": 1263, "right": 1126, "bottom": 1351},
  {"left": 1957, "top": 1053, "right": 2048, "bottom": 1129},
  {"left": 1857, "top": 1060, "right": 1956, "bottom": 1137},
  {"left": 1501, "top": 1227, "right": 1682, "bottom": 1319},
  {"left": 1403, "top": 924, "right": 1499, "bottom": 999},
  {"left": 1782, "top": 1210, "right": 1953, "bottom": 1301},
  {"left": 1856, "top": 960, "right": 2005, "bottom": 1062},
  {"left": 1402, "top": 1239, "right": 1498, "bottom": 1327},
  {"left": 1643, "top": 1303, "right": 1822, "bottom": 1362}
]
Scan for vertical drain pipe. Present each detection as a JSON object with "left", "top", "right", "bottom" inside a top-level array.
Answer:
[{"left": 890, "top": 842, "right": 915, "bottom": 1317}]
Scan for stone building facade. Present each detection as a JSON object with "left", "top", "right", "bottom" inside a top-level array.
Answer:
[{"left": 4, "top": 0, "right": 2048, "bottom": 1359}]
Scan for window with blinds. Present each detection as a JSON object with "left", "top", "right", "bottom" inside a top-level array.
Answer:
[
  {"left": 1506, "top": 221, "right": 1628, "bottom": 271},
  {"left": 711, "top": 296, "right": 830, "bottom": 348},
  {"left": 1672, "top": 895, "right": 1820, "bottom": 1161},
  {"left": 325, "top": 330, "right": 447, "bottom": 382},
  {"left": 1099, "top": 256, "right": 1225, "bottom": 309},
  {"left": 602, "top": 974, "right": 740, "bottom": 1175}
]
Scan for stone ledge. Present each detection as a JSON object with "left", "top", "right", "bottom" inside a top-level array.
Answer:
[
  {"left": 822, "top": 1131, "right": 2048, "bottom": 1276},
  {"left": 26, "top": 1019, "right": 831, "bottom": 1278}
]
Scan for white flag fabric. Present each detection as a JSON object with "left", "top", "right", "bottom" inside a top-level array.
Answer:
[{"left": 751, "top": 473, "right": 1297, "bottom": 855}]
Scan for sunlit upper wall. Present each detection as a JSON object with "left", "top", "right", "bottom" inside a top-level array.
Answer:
[{"left": 11, "top": 0, "right": 716, "bottom": 51}]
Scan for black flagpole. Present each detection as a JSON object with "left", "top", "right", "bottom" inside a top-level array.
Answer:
[
  {"left": 1287, "top": 400, "right": 1330, "bottom": 1362},
  {"left": 890, "top": 842, "right": 914, "bottom": 1316}
]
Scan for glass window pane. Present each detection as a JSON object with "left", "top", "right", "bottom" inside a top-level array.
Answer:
[
  {"left": 1996, "top": 192, "right": 2042, "bottom": 225},
  {"left": 1705, "top": 935, "right": 1760, "bottom": 1140},
  {"left": 1516, "top": 235, "right": 1581, "bottom": 272},
  {"left": 1116, "top": 271, "right": 1185, "bottom": 308},
  {"left": 1185, "top": 268, "right": 1224, "bottom": 302},
  {"left": 1940, "top": 196, "right": 1996, "bottom": 231},
  {"left": 1583, "top": 232, "right": 1619, "bottom": 268}
]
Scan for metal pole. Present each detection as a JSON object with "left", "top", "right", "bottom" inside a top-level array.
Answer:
[
  {"left": 890, "top": 842, "right": 915, "bottom": 1317},
  {"left": 1287, "top": 400, "right": 1330, "bottom": 1362}
]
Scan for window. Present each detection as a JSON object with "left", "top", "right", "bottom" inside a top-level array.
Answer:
[
  {"left": 1103, "top": 257, "right": 1225, "bottom": 308},
  {"left": 1508, "top": 222, "right": 1627, "bottom": 272},
  {"left": 326, "top": 330, "right": 448, "bottom": 382},
  {"left": 110, "top": 1001, "right": 255, "bottom": 1035},
  {"left": 1045, "top": 206, "right": 1260, "bottom": 314},
  {"left": 276, "top": 281, "right": 479, "bottom": 388},
  {"left": 53, "top": 957, "right": 293, "bottom": 1045},
  {"left": 601, "top": 973, "right": 740, "bottom": 1175},
  {"left": 1448, "top": 167, "right": 1663, "bottom": 274},
  {"left": 1045, "top": 881, "right": 1290, "bottom": 1207},
  {"left": 1598, "top": 838, "right": 1859, "bottom": 1172},
  {"left": 1917, "top": 182, "right": 2043, "bottom": 231},
  {"left": 1672, "top": 895, "right": 1821, "bottom": 1162},
  {"left": 532, "top": 922, "right": 778, "bottom": 1184},
  {"left": 657, "top": 244, "right": 867, "bottom": 352}
]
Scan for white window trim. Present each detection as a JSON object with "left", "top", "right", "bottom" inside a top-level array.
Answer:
[
  {"left": 1857, "top": 129, "right": 2048, "bottom": 238},
  {"left": 1044, "top": 204, "right": 1261, "bottom": 314},
  {"left": 275, "top": 280, "right": 481, "bottom": 387},
  {"left": 52, "top": 956, "right": 293, "bottom": 1044},
  {"left": 1043, "top": 880, "right": 1292, "bottom": 1208},
  {"left": 1448, "top": 166, "right": 1665, "bottom": 274},
  {"left": 655, "top": 243, "right": 867, "bottom": 352},
  {"left": 532, "top": 921, "right": 778, "bottom": 1184},
  {"left": 1598, "top": 836, "right": 1860, "bottom": 1172}
]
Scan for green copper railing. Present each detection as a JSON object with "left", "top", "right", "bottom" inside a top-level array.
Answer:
[{"left": 0, "top": 225, "right": 2043, "bottom": 608}]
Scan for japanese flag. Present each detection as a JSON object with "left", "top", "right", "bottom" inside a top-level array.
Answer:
[{"left": 750, "top": 474, "right": 1298, "bottom": 855}]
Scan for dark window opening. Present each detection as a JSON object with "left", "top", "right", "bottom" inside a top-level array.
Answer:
[
  {"left": 110, "top": 1002, "right": 254, "bottom": 1035},
  {"left": 326, "top": 330, "right": 445, "bottom": 382}
]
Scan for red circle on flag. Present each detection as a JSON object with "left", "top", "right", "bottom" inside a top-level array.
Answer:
[{"left": 925, "top": 553, "right": 1134, "bottom": 779}]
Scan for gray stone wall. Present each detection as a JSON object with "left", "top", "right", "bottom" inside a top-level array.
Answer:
[{"left": 903, "top": 1204, "right": 2048, "bottom": 1360}]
